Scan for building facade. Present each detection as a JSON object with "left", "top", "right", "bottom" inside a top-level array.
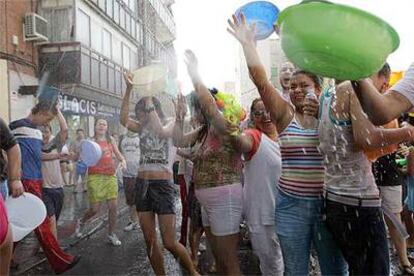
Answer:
[
  {"left": 0, "top": 0, "right": 41, "bottom": 122},
  {"left": 36, "top": 0, "right": 177, "bottom": 138},
  {"left": 235, "top": 37, "right": 288, "bottom": 111}
]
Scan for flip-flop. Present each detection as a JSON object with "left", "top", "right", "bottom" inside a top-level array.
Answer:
[{"left": 402, "top": 264, "right": 414, "bottom": 275}]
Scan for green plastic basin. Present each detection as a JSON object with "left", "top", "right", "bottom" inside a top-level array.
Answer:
[{"left": 277, "top": 1, "right": 400, "bottom": 80}]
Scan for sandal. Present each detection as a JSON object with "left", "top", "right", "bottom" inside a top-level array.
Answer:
[{"left": 403, "top": 264, "right": 414, "bottom": 275}]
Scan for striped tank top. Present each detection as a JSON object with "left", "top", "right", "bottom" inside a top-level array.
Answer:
[{"left": 278, "top": 116, "right": 324, "bottom": 197}]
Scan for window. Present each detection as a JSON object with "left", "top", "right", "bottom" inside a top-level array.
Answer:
[
  {"left": 106, "top": 0, "right": 113, "bottom": 18},
  {"left": 122, "top": 43, "right": 130, "bottom": 69},
  {"left": 98, "top": 0, "right": 106, "bottom": 10},
  {"left": 102, "top": 29, "right": 112, "bottom": 58},
  {"left": 114, "top": 1, "right": 119, "bottom": 23},
  {"left": 113, "top": 37, "right": 122, "bottom": 64},
  {"left": 136, "top": 22, "right": 142, "bottom": 44},
  {"left": 120, "top": 7, "right": 125, "bottom": 29},
  {"left": 91, "top": 58, "right": 100, "bottom": 88},
  {"left": 131, "top": 20, "right": 136, "bottom": 40},
  {"left": 125, "top": 13, "right": 131, "bottom": 34},
  {"left": 131, "top": 51, "right": 138, "bottom": 70},
  {"left": 81, "top": 53, "right": 91, "bottom": 84},
  {"left": 77, "top": 9, "right": 90, "bottom": 46},
  {"left": 91, "top": 22, "right": 102, "bottom": 52},
  {"left": 129, "top": 0, "right": 136, "bottom": 13}
]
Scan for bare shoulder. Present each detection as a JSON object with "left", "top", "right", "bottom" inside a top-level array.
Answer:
[{"left": 332, "top": 81, "right": 354, "bottom": 120}]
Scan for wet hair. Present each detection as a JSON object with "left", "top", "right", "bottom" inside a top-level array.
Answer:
[
  {"left": 291, "top": 69, "right": 322, "bottom": 89},
  {"left": 31, "top": 101, "right": 58, "bottom": 115},
  {"left": 76, "top": 128, "right": 84, "bottom": 133},
  {"left": 378, "top": 62, "right": 391, "bottom": 78},
  {"left": 134, "top": 96, "right": 166, "bottom": 123},
  {"left": 94, "top": 118, "right": 111, "bottom": 143},
  {"left": 249, "top": 98, "right": 263, "bottom": 121}
]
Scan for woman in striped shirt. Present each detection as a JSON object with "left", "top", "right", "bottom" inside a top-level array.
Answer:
[{"left": 228, "top": 14, "right": 347, "bottom": 275}]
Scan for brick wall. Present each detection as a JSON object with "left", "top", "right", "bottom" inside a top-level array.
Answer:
[{"left": 0, "top": 0, "right": 38, "bottom": 76}]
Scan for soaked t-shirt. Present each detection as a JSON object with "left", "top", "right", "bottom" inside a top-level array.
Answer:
[
  {"left": 192, "top": 128, "right": 242, "bottom": 189},
  {"left": 138, "top": 128, "right": 175, "bottom": 174}
]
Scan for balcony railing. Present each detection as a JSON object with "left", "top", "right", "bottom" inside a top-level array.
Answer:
[{"left": 39, "top": 42, "right": 127, "bottom": 97}]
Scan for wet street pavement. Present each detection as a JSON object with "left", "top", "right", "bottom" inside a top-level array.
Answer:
[{"left": 10, "top": 185, "right": 408, "bottom": 275}]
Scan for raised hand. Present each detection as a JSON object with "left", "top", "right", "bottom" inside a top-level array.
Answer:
[
  {"left": 184, "top": 49, "right": 199, "bottom": 78},
  {"left": 227, "top": 13, "right": 257, "bottom": 46},
  {"left": 123, "top": 71, "right": 134, "bottom": 90},
  {"left": 175, "top": 93, "right": 188, "bottom": 120}
]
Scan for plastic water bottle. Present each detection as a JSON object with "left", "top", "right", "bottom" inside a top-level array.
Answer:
[{"left": 303, "top": 89, "right": 318, "bottom": 129}]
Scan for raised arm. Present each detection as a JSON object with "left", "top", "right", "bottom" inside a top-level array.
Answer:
[
  {"left": 145, "top": 97, "right": 175, "bottom": 138},
  {"left": 349, "top": 90, "right": 414, "bottom": 150},
  {"left": 184, "top": 50, "right": 232, "bottom": 135},
  {"left": 227, "top": 14, "right": 294, "bottom": 133},
  {"left": 353, "top": 79, "right": 412, "bottom": 125},
  {"left": 171, "top": 93, "right": 204, "bottom": 147},
  {"left": 120, "top": 73, "right": 142, "bottom": 132},
  {"left": 56, "top": 107, "right": 68, "bottom": 144}
]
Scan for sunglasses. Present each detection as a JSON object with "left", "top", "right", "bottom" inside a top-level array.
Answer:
[{"left": 253, "top": 110, "right": 269, "bottom": 117}]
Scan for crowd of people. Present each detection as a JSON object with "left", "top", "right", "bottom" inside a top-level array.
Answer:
[{"left": 2, "top": 11, "right": 414, "bottom": 276}]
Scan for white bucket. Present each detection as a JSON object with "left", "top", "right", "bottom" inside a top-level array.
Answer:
[
  {"left": 80, "top": 140, "right": 102, "bottom": 167},
  {"left": 6, "top": 193, "right": 47, "bottom": 242},
  {"left": 132, "top": 64, "right": 168, "bottom": 96}
]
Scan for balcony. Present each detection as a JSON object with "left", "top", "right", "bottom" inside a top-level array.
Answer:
[
  {"left": 39, "top": 42, "right": 127, "bottom": 99},
  {"left": 147, "top": 0, "right": 176, "bottom": 42}
]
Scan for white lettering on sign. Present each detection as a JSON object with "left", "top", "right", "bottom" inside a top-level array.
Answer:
[{"left": 58, "top": 94, "right": 97, "bottom": 116}]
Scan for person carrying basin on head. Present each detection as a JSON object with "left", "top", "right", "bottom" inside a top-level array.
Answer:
[
  {"left": 120, "top": 72, "right": 199, "bottom": 276},
  {"left": 228, "top": 13, "right": 347, "bottom": 276}
]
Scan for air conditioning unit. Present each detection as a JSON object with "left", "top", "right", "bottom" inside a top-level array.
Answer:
[{"left": 24, "top": 13, "right": 48, "bottom": 42}]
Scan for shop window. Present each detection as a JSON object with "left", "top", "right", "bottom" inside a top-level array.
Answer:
[{"left": 77, "top": 9, "right": 90, "bottom": 47}]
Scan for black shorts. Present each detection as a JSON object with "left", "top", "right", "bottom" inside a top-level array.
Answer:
[
  {"left": 42, "top": 187, "right": 64, "bottom": 220},
  {"left": 135, "top": 178, "right": 176, "bottom": 214}
]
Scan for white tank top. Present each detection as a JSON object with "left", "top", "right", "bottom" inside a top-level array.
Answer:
[
  {"left": 243, "top": 129, "right": 282, "bottom": 227},
  {"left": 318, "top": 89, "right": 380, "bottom": 203}
]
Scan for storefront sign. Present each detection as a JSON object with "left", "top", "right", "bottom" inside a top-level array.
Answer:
[
  {"left": 58, "top": 93, "right": 119, "bottom": 119},
  {"left": 59, "top": 94, "right": 97, "bottom": 116}
]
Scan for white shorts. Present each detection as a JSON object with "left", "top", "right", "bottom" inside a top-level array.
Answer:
[
  {"left": 196, "top": 183, "right": 242, "bottom": 236},
  {"left": 379, "top": 185, "right": 403, "bottom": 213}
]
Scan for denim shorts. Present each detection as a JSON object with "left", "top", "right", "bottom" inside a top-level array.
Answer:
[{"left": 135, "top": 178, "right": 176, "bottom": 215}]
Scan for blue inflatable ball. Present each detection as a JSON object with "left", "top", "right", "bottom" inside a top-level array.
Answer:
[{"left": 235, "top": 1, "right": 280, "bottom": 40}]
